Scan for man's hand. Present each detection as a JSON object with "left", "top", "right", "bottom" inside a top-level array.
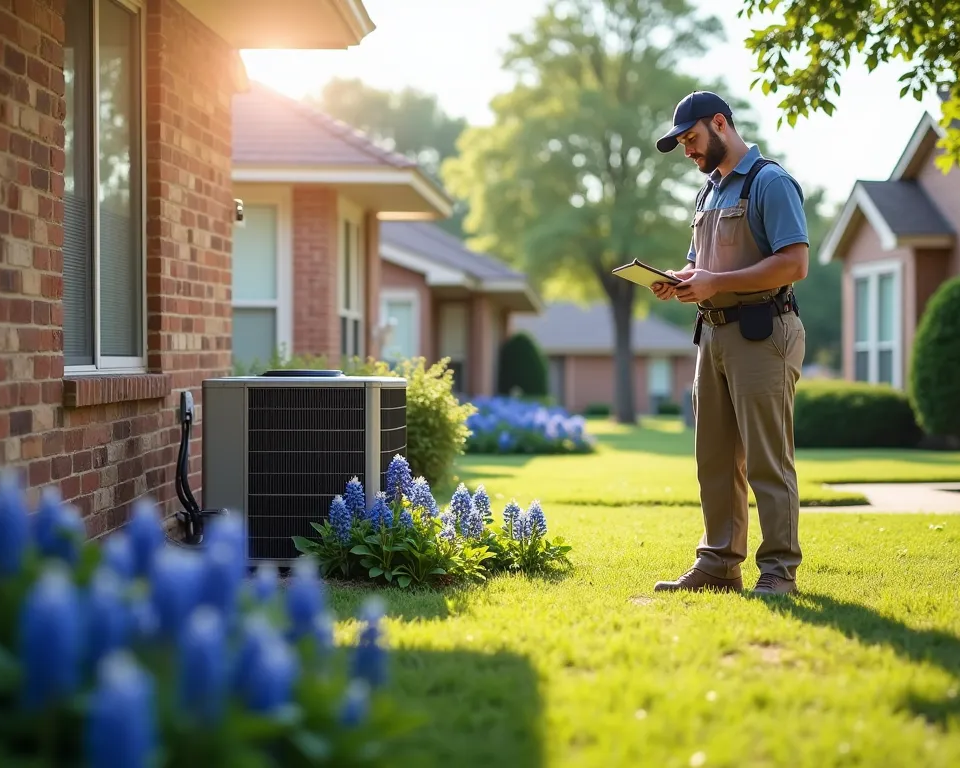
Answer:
[
  {"left": 651, "top": 271, "right": 679, "bottom": 301},
  {"left": 674, "top": 268, "right": 719, "bottom": 304}
]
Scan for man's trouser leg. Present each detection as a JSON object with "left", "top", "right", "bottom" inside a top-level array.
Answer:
[
  {"left": 723, "top": 311, "right": 805, "bottom": 581},
  {"left": 692, "top": 323, "right": 750, "bottom": 580}
]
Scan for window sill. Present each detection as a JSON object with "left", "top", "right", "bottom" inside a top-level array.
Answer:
[{"left": 63, "top": 373, "right": 172, "bottom": 408}]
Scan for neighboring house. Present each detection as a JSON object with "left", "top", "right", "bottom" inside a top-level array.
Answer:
[
  {"left": 0, "top": 0, "right": 376, "bottom": 537},
  {"left": 509, "top": 303, "right": 697, "bottom": 414},
  {"left": 379, "top": 222, "right": 541, "bottom": 397},
  {"left": 230, "top": 82, "right": 454, "bottom": 370},
  {"left": 818, "top": 100, "right": 960, "bottom": 389}
]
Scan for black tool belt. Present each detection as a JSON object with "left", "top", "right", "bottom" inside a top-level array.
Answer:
[{"left": 698, "top": 288, "right": 796, "bottom": 328}]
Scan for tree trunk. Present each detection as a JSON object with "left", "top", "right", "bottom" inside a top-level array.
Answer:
[{"left": 610, "top": 287, "right": 636, "bottom": 425}]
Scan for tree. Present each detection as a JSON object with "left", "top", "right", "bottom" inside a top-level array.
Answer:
[
  {"left": 738, "top": 0, "right": 960, "bottom": 170},
  {"left": 309, "top": 78, "right": 470, "bottom": 236},
  {"left": 442, "top": 0, "right": 751, "bottom": 424}
]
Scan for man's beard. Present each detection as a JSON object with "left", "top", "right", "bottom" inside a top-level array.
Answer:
[{"left": 696, "top": 125, "right": 727, "bottom": 174}]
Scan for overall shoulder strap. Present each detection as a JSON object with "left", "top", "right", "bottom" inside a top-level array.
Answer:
[
  {"left": 695, "top": 180, "right": 711, "bottom": 212},
  {"left": 740, "top": 158, "right": 780, "bottom": 201}
]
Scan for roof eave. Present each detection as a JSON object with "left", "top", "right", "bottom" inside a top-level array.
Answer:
[
  {"left": 232, "top": 164, "right": 454, "bottom": 220},
  {"left": 890, "top": 111, "right": 948, "bottom": 181}
]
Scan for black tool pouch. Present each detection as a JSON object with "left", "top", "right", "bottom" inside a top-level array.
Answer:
[
  {"left": 738, "top": 302, "right": 774, "bottom": 341},
  {"left": 693, "top": 314, "right": 703, "bottom": 346}
]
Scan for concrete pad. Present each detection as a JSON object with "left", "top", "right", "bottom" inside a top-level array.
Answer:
[{"left": 801, "top": 482, "right": 960, "bottom": 514}]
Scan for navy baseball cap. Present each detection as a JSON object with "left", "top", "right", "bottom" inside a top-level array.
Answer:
[{"left": 656, "top": 91, "right": 733, "bottom": 153}]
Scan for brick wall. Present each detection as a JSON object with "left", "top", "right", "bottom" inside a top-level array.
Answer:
[
  {"left": 0, "top": 0, "right": 239, "bottom": 537},
  {"left": 292, "top": 185, "right": 339, "bottom": 360}
]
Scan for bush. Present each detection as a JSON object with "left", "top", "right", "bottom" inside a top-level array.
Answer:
[
  {"left": 656, "top": 400, "right": 682, "bottom": 416},
  {"left": 0, "top": 472, "right": 417, "bottom": 768},
  {"left": 294, "top": 455, "right": 573, "bottom": 588},
  {"left": 496, "top": 332, "right": 549, "bottom": 398},
  {"left": 464, "top": 396, "right": 595, "bottom": 455},
  {"left": 582, "top": 403, "right": 611, "bottom": 418},
  {"left": 347, "top": 357, "right": 475, "bottom": 489},
  {"left": 794, "top": 379, "right": 922, "bottom": 448},
  {"left": 909, "top": 276, "right": 960, "bottom": 439}
]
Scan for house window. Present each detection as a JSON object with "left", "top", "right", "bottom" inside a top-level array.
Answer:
[
  {"left": 438, "top": 302, "right": 468, "bottom": 394},
  {"left": 339, "top": 211, "right": 364, "bottom": 360},
  {"left": 648, "top": 357, "right": 673, "bottom": 412},
  {"left": 63, "top": 0, "right": 145, "bottom": 372},
  {"left": 852, "top": 262, "right": 901, "bottom": 387},
  {"left": 380, "top": 291, "right": 419, "bottom": 366}
]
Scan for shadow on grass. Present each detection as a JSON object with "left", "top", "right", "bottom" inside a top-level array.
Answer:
[
  {"left": 757, "top": 592, "right": 960, "bottom": 728},
  {"left": 387, "top": 647, "right": 543, "bottom": 768}
]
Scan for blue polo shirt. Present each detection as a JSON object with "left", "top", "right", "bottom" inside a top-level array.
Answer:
[{"left": 687, "top": 144, "right": 809, "bottom": 264}]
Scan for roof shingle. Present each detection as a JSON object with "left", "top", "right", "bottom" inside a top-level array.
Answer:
[
  {"left": 232, "top": 81, "right": 416, "bottom": 168},
  {"left": 859, "top": 180, "right": 955, "bottom": 237}
]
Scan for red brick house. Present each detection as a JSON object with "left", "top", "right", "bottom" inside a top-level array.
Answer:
[
  {"left": 509, "top": 303, "right": 696, "bottom": 414},
  {"left": 379, "top": 220, "right": 541, "bottom": 398},
  {"left": 818, "top": 100, "right": 959, "bottom": 389},
  {"left": 0, "top": 0, "right": 376, "bottom": 537},
  {"left": 230, "top": 81, "right": 454, "bottom": 371}
]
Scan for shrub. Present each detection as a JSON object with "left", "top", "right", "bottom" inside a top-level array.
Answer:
[
  {"left": 909, "top": 276, "right": 960, "bottom": 439},
  {"left": 346, "top": 357, "right": 475, "bottom": 489},
  {"left": 294, "top": 455, "right": 573, "bottom": 588},
  {"left": 496, "top": 332, "right": 549, "bottom": 398},
  {"left": 582, "top": 403, "right": 611, "bottom": 418},
  {"left": 0, "top": 472, "right": 417, "bottom": 768},
  {"left": 464, "top": 396, "right": 595, "bottom": 455},
  {"left": 794, "top": 379, "right": 922, "bottom": 448},
  {"left": 656, "top": 400, "right": 682, "bottom": 416}
]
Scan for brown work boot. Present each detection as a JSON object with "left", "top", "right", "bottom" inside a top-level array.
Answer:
[
  {"left": 653, "top": 568, "right": 743, "bottom": 593},
  {"left": 752, "top": 573, "right": 797, "bottom": 595}
]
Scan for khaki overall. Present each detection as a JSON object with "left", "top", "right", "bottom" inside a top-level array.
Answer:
[{"left": 689, "top": 161, "right": 806, "bottom": 582}]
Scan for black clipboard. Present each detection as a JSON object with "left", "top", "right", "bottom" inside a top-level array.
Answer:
[{"left": 611, "top": 259, "right": 680, "bottom": 288}]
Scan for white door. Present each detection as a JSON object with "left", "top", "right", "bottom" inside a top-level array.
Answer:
[
  {"left": 380, "top": 292, "right": 418, "bottom": 365},
  {"left": 233, "top": 203, "right": 279, "bottom": 370}
]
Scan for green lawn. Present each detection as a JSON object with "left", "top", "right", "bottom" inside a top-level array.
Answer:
[
  {"left": 450, "top": 417, "right": 960, "bottom": 508},
  {"left": 326, "top": 420, "right": 960, "bottom": 767}
]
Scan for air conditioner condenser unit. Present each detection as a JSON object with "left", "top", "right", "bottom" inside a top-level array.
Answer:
[{"left": 201, "top": 370, "right": 407, "bottom": 566}]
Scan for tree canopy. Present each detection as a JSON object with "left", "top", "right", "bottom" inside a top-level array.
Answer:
[{"left": 739, "top": 0, "right": 960, "bottom": 170}]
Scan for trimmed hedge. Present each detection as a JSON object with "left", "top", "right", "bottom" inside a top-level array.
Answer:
[
  {"left": 794, "top": 379, "right": 922, "bottom": 448},
  {"left": 496, "top": 332, "right": 549, "bottom": 398},
  {"left": 909, "top": 275, "right": 960, "bottom": 439}
]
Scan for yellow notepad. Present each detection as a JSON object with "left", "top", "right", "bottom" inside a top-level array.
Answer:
[{"left": 611, "top": 259, "right": 680, "bottom": 288}]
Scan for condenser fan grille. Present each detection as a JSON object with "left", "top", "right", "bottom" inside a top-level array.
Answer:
[
  {"left": 247, "top": 386, "right": 365, "bottom": 560},
  {"left": 379, "top": 387, "right": 407, "bottom": 488}
]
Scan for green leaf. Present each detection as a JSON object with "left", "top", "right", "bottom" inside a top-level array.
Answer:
[
  {"left": 397, "top": 575, "right": 412, "bottom": 588},
  {"left": 292, "top": 536, "right": 317, "bottom": 554},
  {"left": 369, "top": 566, "right": 384, "bottom": 578},
  {"left": 350, "top": 545, "right": 374, "bottom": 556}
]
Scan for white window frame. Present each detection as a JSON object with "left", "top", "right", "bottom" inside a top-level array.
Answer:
[
  {"left": 851, "top": 259, "right": 903, "bottom": 388},
  {"left": 379, "top": 288, "right": 420, "bottom": 363},
  {"left": 338, "top": 196, "right": 365, "bottom": 359},
  {"left": 231, "top": 184, "right": 293, "bottom": 361},
  {"left": 64, "top": 0, "right": 148, "bottom": 376}
]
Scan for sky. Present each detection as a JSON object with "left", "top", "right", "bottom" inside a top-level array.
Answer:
[{"left": 240, "top": 0, "right": 947, "bottom": 209}]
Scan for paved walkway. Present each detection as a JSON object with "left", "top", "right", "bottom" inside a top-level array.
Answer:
[{"left": 801, "top": 482, "right": 960, "bottom": 514}]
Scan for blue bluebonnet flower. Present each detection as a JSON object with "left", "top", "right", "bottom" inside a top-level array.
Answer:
[
  {"left": 329, "top": 494, "right": 352, "bottom": 544},
  {"left": 101, "top": 531, "right": 135, "bottom": 580},
  {"left": 47, "top": 503, "right": 85, "bottom": 565},
  {"left": 438, "top": 515, "right": 456, "bottom": 542},
  {"left": 368, "top": 491, "right": 392, "bottom": 530},
  {"left": 127, "top": 498, "right": 165, "bottom": 578},
  {"left": 201, "top": 538, "right": 244, "bottom": 619},
  {"left": 18, "top": 565, "right": 83, "bottom": 710},
  {"left": 517, "top": 510, "right": 533, "bottom": 540},
  {"left": 462, "top": 503, "right": 484, "bottom": 540},
  {"left": 398, "top": 508, "right": 413, "bottom": 529},
  {"left": 527, "top": 499, "right": 547, "bottom": 536},
  {"left": 339, "top": 679, "right": 370, "bottom": 727},
  {"left": 286, "top": 557, "right": 325, "bottom": 639},
  {"left": 498, "top": 431, "right": 513, "bottom": 453},
  {"left": 244, "top": 634, "right": 298, "bottom": 713},
  {"left": 252, "top": 564, "right": 278, "bottom": 602},
  {"left": 344, "top": 476, "right": 365, "bottom": 521},
  {"left": 232, "top": 612, "right": 276, "bottom": 699},
  {"left": 386, "top": 454, "right": 413, "bottom": 503},
  {"left": 473, "top": 484, "right": 491, "bottom": 523},
  {"left": 31, "top": 486, "right": 62, "bottom": 556},
  {"left": 128, "top": 595, "right": 159, "bottom": 641},
  {"left": 502, "top": 500, "right": 522, "bottom": 538},
  {"left": 465, "top": 396, "right": 595, "bottom": 454},
  {"left": 313, "top": 610, "right": 335, "bottom": 657},
  {"left": 0, "top": 471, "right": 29, "bottom": 576},
  {"left": 179, "top": 606, "right": 228, "bottom": 723},
  {"left": 149, "top": 548, "right": 204, "bottom": 639},
  {"left": 351, "top": 598, "right": 386, "bottom": 689},
  {"left": 408, "top": 476, "right": 439, "bottom": 518},
  {"left": 85, "top": 651, "right": 155, "bottom": 768},
  {"left": 85, "top": 567, "right": 130, "bottom": 670},
  {"left": 449, "top": 483, "right": 473, "bottom": 535}
]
